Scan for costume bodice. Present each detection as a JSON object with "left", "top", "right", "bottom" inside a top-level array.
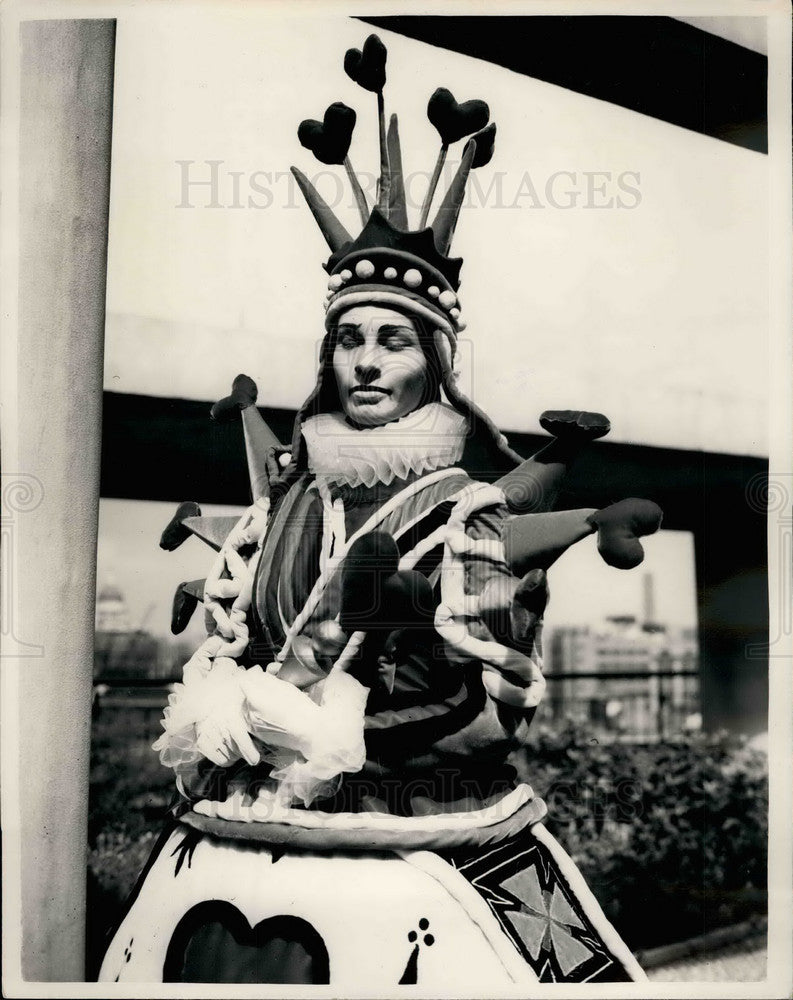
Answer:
[
  {"left": 251, "top": 468, "right": 469, "bottom": 660},
  {"left": 185, "top": 465, "right": 526, "bottom": 815}
]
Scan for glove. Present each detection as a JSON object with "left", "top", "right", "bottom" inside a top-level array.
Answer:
[
  {"left": 478, "top": 567, "right": 549, "bottom": 653},
  {"left": 192, "top": 658, "right": 261, "bottom": 767}
]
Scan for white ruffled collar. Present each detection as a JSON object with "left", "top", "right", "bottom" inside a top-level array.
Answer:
[{"left": 301, "top": 402, "right": 469, "bottom": 489}]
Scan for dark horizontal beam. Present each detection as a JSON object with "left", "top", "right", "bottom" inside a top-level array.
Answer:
[
  {"left": 94, "top": 678, "right": 175, "bottom": 688},
  {"left": 545, "top": 671, "right": 699, "bottom": 681},
  {"left": 100, "top": 389, "right": 767, "bottom": 569},
  {"left": 358, "top": 15, "right": 767, "bottom": 154}
]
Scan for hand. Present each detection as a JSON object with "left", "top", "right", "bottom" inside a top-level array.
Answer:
[
  {"left": 478, "top": 568, "right": 549, "bottom": 654},
  {"left": 195, "top": 709, "right": 260, "bottom": 767},
  {"left": 241, "top": 665, "right": 323, "bottom": 750},
  {"left": 480, "top": 647, "right": 546, "bottom": 709},
  {"left": 193, "top": 658, "right": 260, "bottom": 767}
]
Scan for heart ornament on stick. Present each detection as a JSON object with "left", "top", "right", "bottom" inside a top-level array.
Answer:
[
  {"left": 427, "top": 88, "right": 490, "bottom": 146},
  {"left": 589, "top": 498, "right": 664, "bottom": 569},
  {"left": 466, "top": 122, "right": 498, "bottom": 168},
  {"left": 420, "top": 88, "right": 490, "bottom": 227},
  {"left": 298, "top": 102, "right": 357, "bottom": 166},
  {"left": 344, "top": 34, "right": 387, "bottom": 92},
  {"left": 210, "top": 373, "right": 258, "bottom": 422},
  {"left": 160, "top": 501, "right": 202, "bottom": 551}
]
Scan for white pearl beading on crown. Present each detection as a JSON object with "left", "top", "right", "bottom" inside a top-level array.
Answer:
[{"left": 324, "top": 258, "right": 464, "bottom": 327}]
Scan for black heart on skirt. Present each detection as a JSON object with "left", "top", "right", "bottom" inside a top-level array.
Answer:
[{"left": 163, "top": 901, "right": 330, "bottom": 984}]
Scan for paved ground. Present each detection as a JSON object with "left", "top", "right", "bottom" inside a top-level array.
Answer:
[{"left": 647, "top": 936, "right": 766, "bottom": 982}]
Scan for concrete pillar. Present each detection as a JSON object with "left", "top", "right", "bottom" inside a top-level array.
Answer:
[
  {"left": 15, "top": 18, "right": 115, "bottom": 981},
  {"left": 694, "top": 457, "right": 769, "bottom": 736}
]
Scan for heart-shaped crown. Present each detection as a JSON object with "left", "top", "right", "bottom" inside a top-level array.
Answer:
[{"left": 291, "top": 34, "right": 498, "bottom": 340}]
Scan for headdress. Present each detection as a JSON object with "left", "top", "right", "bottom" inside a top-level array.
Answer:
[
  {"left": 158, "top": 37, "right": 659, "bottom": 657},
  {"left": 292, "top": 33, "right": 497, "bottom": 358},
  {"left": 185, "top": 35, "right": 613, "bottom": 519},
  {"left": 284, "top": 33, "right": 523, "bottom": 478}
]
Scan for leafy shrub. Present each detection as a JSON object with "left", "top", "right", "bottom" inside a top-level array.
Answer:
[{"left": 512, "top": 724, "right": 768, "bottom": 950}]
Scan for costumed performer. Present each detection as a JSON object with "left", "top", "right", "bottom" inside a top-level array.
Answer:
[{"left": 100, "top": 33, "right": 662, "bottom": 987}]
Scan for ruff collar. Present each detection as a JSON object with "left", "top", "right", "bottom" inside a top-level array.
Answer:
[{"left": 302, "top": 402, "right": 469, "bottom": 489}]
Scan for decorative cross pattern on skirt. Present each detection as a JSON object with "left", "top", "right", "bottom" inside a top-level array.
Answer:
[{"left": 446, "top": 835, "right": 633, "bottom": 983}]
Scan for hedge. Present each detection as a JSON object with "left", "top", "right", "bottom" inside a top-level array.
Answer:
[{"left": 512, "top": 724, "right": 768, "bottom": 950}]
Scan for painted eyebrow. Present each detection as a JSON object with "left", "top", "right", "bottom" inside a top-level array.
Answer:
[{"left": 378, "top": 324, "right": 417, "bottom": 335}]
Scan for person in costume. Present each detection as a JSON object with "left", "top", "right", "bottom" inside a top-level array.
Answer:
[{"left": 100, "top": 35, "right": 662, "bottom": 986}]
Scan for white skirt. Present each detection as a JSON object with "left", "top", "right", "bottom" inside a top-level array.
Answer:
[{"left": 99, "top": 822, "right": 538, "bottom": 988}]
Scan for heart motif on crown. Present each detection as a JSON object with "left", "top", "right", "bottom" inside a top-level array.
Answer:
[
  {"left": 466, "top": 122, "right": 497, "bottom": 168},
  {"left": 427, "top": 88, "right": 490, "bottom": 146},
  {"left": 298, "top": 102, "right": 357, "bottom": 165},
  {"left": 210, "top": 373, "right": 258, "bottom": 421},
  {"left": 344, "top": 33, "right": 387, "bottom": 92}
]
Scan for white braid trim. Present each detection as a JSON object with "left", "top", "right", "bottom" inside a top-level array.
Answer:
[
  {"left": 433, "top": 483, "right": 546, "bottom": 707},
  {"left": 152, "top": 497, "right": 271, "bottom": 781}
]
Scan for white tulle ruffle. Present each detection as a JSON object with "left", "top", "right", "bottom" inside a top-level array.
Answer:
[
  {"left": 153, "top": 657, "right": 368, "bottom": 808},
  {"left": 243, "top": 667, "right": 369, "bottom": 809},
  {"left": 301, "top": 402, "right": 468, "bottom": 489},
  {"left": 152, "top": 652, "right": 246, "bottom": 780}
]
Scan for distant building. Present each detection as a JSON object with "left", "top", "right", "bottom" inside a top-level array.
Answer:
[
  {"left": 544, "top": 613, "right": 700, "bottom": 739},
  {"left": 95, "top": 580, "right": 131, "bottom": 633},
  {"left": 94, "top": 579, "right": 185, "bottom": 681},
  {"left": 94, "top": 630, "right": 159, "bottom": 680}
]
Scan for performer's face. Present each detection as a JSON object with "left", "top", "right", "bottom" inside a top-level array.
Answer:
[{"left": 332, "top": 305, "right": 430, "bottom": 427}]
